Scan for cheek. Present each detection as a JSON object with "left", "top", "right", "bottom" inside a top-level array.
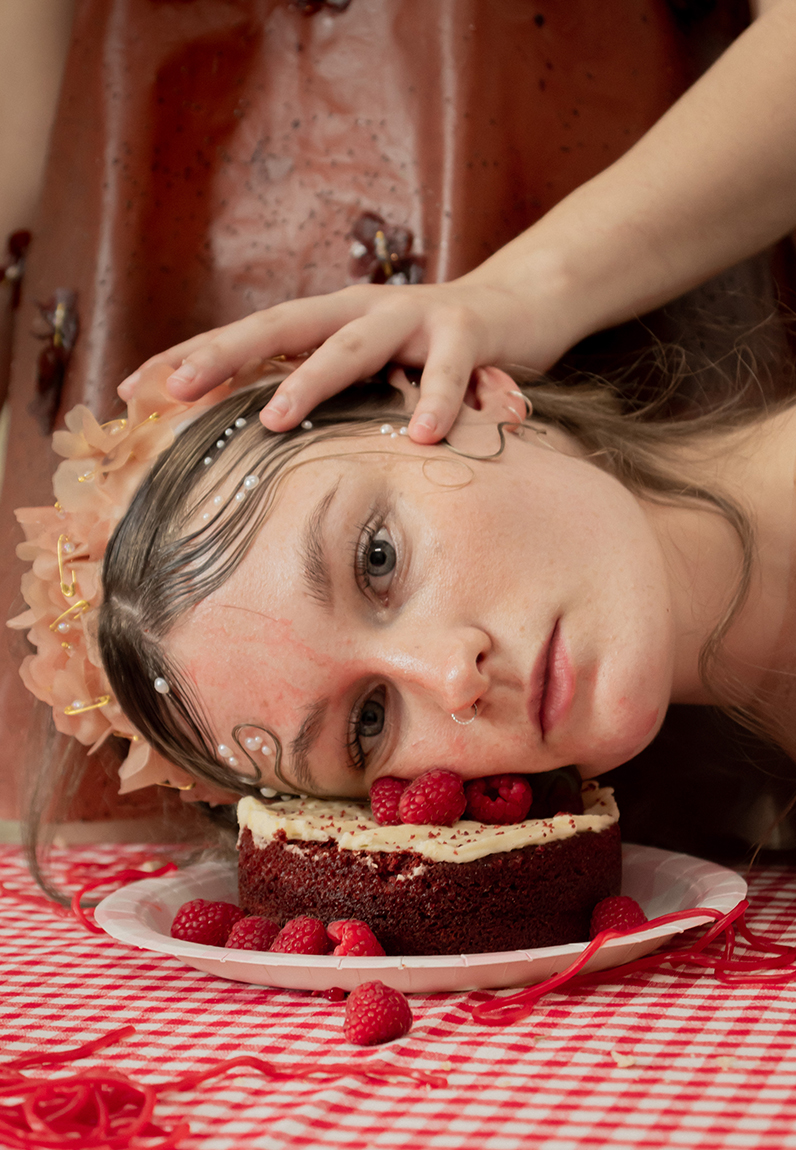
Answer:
[
  {"left": 579, "top": 690, "right": 668, "bottom": 775},
  {"left": 606, "top": 700, "right": 665, "bottom": 762}
]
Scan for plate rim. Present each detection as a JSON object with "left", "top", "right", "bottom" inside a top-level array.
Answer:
[{"left": 94, "top": 842, "right": 748, "bottom": 971}]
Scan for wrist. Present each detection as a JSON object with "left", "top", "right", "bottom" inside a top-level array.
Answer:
[
  {"left": 468, "top": 176, "right": 682, "bottom": 360},
  {"left": 456, "top": 222, "right": 622, "bottom": 370}
]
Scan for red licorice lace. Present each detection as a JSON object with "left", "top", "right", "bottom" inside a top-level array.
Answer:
[
  {"left": 472, "top": 899, "right": 796, "bottom": 1025},
  {"left": 0, "top": 1027, "right": 445, "bottom": 1149},
  {"left": 0, "top": 855, "right": 183, "bottom": 932},
  {"left": 69, "top": 865, "right": 179, "bottom": 934}
]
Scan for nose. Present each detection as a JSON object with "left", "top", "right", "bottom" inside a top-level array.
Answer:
[{"left": 372, "top": 624, "right": 491, "bottom": 715}]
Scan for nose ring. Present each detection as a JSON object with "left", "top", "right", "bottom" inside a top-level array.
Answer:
[{"left": 451, "top": 703, "right": 478, "bottom": 725}]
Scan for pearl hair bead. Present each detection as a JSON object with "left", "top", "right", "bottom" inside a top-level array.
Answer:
[
  {"left": 301, "top": 420, "right": 313, "bottom": 430},
  {"left": 235, "top": 491, "right": 245, "bottom": 502},
  {"left": 380, "top": 424, "right": 393, "bottom": 434},
  {"left": 244, "top": 735, "right": 263, "bottom": 750},
  {"left": 399, "top": 426, "right": 408, "bottom": 435},
  {"left": 234, "top": 417, "right": 247, "bottom": 428},
  {"left": 215, "top": 439, "right": 226, "bottom": 449},
  {"left": 203, "top": 457, "right": 212, "bottom": 465},
  {"left": 217, "top": 744, "right": 232, "bottom": 758},
  {"left": 213, "top": 495, "right": 222, "bottom": 505},
  {"left": 242, "top": 475, "right": 259, "bottom": 490},
  {"left": 224, "top": 427, "right": 234, "bottom": 437},
  {"left": 153, "top": 677, "right": 170, "bottom": 694},
  {"left": 260, "top": 786, "right": 277, "bottom": 797},
  {"left": 228, "top": 756, "right": 239, "bottom": 767}
]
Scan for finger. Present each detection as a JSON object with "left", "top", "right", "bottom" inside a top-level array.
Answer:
[
  {"left": 116, "top": 329, "right": 229, "bottom": 400},
  {"left": 407, "top": 325, "right": 479, "bottom": 444},
  {"left": 162, "top": 290, "right": 388, "bottom": 401},
  {"left": 259, "top": 311, "right": 420, "bottom": 430}
]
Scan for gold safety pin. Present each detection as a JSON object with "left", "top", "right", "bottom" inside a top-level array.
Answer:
[
  {"left": 49, "top": 600, "right": 90, "bottom": 632},
  {"left": 64, "top": 695, "right": 112, "bottom": 716},
  {"left": 56, "top": 534, "right": 79, "bottom": 597}
]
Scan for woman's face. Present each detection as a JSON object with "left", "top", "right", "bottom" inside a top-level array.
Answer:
[{"left": 170, "top": 374, "right": 677, "bottom": 799}]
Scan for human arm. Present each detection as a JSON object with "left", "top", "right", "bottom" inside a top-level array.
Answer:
[
  {"left": 120, "top": 0, "right": 796, "bottom": 443},
  {"left": 0, "top": 0, "right": 74, "bottom": 406}
]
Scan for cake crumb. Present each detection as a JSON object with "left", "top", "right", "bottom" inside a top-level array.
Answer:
[
  {"left": 610, "top": 1050, "right": 636, "bottom": 1068},
  {"left": 716, "top": 1056, "right": 736, "bottom": 1070}
]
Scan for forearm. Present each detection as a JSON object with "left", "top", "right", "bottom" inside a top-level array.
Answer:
[
  {"left": 125, "top": 0, "right": 796, "bottom": 441},
  {"left": 463, "top": 0, "right": 796, "bottom": 354}
]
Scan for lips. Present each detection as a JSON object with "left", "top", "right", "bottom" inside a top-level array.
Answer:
[{"left": 528, "top": 620, "right": 575, "bottom": 739}]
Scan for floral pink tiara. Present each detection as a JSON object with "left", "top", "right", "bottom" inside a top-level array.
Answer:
[{"left": 8, "top": 362, "right": 241, "bottom": 797}]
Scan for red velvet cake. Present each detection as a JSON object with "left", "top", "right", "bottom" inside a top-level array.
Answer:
[{"left": 237, "top": 782, "right": 621, "bottom": 956}]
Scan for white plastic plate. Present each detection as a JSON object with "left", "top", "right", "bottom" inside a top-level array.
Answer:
[{"left": 94, "top": 844, "right": 747, "bottom": 994}]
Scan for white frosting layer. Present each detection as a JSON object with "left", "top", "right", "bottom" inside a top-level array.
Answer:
[{"left": 237, "top": 783, "right": 618, "bottom": 864}]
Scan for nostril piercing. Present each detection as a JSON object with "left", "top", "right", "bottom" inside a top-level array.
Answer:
[{"left": 451, "top": 703, "right": 478, "bottom": 725}]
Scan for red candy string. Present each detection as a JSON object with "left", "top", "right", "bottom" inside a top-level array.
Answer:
[
  {"left": 472, "top": 898, "right": 796, "bottom": 1025},
  {"left": 0, "top": 1027, "right": 445, "bottom": 1149},
  {"left": 70, "top": 866, "right": 179, "bottom": 934},
  {"left": 5, "top": 1027, "right": 136, "bottom": 1072},
  {"left": 1, "top": 858, "right": 181, "bottom": 932},
  {"left": 157, "top": 1054, "right": 445, "bottom": 1092},
  {"left": 0, "top": 882, "right": 73, "bottom": 919}
]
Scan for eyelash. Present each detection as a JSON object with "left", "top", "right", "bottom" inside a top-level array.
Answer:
[
  {"left": 354, "top": 514, "right": 384, "bottom": 593},
  {"left": 347, "top": 513, "right": 393, "bottom": 770},
  {"left": 346, "top": 701, "right": 368, "bottom": 772}
]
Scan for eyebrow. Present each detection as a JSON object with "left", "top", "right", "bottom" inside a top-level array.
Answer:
[
  {"left": 287, "top": 697, "right": 329, "bottom": 793},
  {"left": 301, "top": 485, "right": 339, "bottom": 607}
]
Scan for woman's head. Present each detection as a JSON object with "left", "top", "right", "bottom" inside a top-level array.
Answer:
[{"left": 99, "top": 365, "right": 690, "bottom": 801}]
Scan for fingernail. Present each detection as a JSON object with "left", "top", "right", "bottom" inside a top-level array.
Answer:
[
  {"left": 168, "top": 363, "right": 198, "bottom": 387},
  {"left": 413, "top": 413, "right": 437, "bottom": 434},
  {"left": 266, "top": 396, "right": 290, "bottom": 418}
]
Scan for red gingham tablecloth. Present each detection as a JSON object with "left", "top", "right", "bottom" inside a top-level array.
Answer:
[{"left": 3, "top": 843, "right": 796, "bottom": 1150}]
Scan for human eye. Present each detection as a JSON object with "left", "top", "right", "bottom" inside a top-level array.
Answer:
[
  {"left": 346, "top": 688, "right": 386, "bottom": 770},
  {"left": 355, "top": 521, "right": 397, "bottom": 598}
]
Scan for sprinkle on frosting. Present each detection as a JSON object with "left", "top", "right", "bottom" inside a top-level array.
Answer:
[{"left": 237, "top": 784, "right": 618, "bottom": 864}]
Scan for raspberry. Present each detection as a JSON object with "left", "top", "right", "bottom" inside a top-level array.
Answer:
[
  {"left": 464, "top": 774, "right": 533, "bottom": 824},
  {"left": 370, "top": 776, "right": 408, "bottom": 825},
  {"left": 170, "top": 899, "right": 246, "bottom": 946},
  {"left": 225, "top": 915, "right": 281, "bottom": 951},
  {"left": 397, "top": 768, "right": 466, "bottom": 826},
  {"left": 328, "top": 920, "right": 386, "bottom": 957},
  {"left": 590, "top": 896, "right": 648, "bottom": 939},
  {"left": 343, "top": 981, "right": 413, "bottom": 1046},
  {"left": 269, "top": 916, "right": 332, "bottom": 955}
]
